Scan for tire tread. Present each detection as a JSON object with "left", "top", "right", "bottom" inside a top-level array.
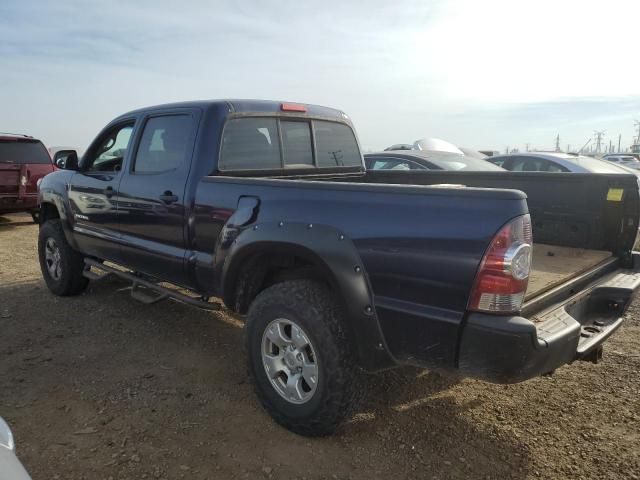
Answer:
[
  {"left": 245, "top": 280, "right": 360, "bottom": 436},
  {"left": 38, "top": 219, "right": 89, "bottom": 296}
]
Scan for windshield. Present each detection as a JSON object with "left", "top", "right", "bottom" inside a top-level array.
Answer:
[
  {"left": 0, "top": 139, "right": 51, "bottom": 164},
  {"left": 424, "top": 153, "right": 505, "bottom": 171}
]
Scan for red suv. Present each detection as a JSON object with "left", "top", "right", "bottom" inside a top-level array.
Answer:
[{"left": 0, "top": 133, "right": 55, "bottom": 221}]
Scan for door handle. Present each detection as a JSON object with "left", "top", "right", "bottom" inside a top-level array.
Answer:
[
  {"left": 159, "top": 191, "right": 178, "bottom": 204},
  {"left": 104, "top": 186, "right": 114, "bottom": 198}
]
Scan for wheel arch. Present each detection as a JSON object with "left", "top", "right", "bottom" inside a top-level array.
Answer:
[
  {"left": 39, "top": 202, "right": 60, "bottom": 224},
  {"left": 222, "top": 240, "right": 339, "bottom": 312},
  {"left": 220, "top": 222, "right": 395, "bottom": 371}
]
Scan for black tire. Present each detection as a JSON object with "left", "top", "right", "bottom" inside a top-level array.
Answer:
[
  {"left": 38, "top": 219, "right": 89, "bottom": 296},
  {"left": 245, "top": 280, "right": 358, "bottom": 436}
]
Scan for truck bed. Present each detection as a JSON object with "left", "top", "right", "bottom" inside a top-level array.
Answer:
[
  {"left": 349, "top": 169, "right": 640, "bottom": 312},
  {"left": 527, "top": 244, "right": 612, "bottom": 300},
  {"left": 357, "top": 170, "right": 639, "bottom": 253}
]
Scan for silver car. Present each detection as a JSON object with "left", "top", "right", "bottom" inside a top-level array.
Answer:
[
  {"left": 487, "top": 152, "right": 640, "bottom": 175},
  {"left": 0, "top": 418, "right": 31, "bottom": 480},
  {"left": 601, "top": 154, "right": 640, "bottom": 171}
]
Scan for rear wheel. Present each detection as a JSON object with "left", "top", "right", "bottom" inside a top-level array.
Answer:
[
  {"left": 38, "top": 219, "right": 89, "bottom": 296},
  {"left": 245, "top": 280, "right": 358, "bottom": 436}
]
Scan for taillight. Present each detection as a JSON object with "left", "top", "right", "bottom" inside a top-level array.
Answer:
[{"left": 468, "top": 214, "right": 533, "bottom": 314}]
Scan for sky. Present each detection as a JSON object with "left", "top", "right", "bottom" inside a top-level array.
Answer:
[{"left": 2, "top": 0, "right": 640, "bottom": 153}]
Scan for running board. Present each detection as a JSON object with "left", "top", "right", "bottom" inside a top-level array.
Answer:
[
  {"left": 131, "top": 282, "right": 168, "bottom": 304},
  {"left": 83, "top": 264, "right": 112, "bottom": 281},
  {"left": 83, "top": 258, "right": 221, "bottom": 311}
]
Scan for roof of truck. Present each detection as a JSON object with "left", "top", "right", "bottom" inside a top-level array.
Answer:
[{"left": 117, "top": 99, "right": 350, "bottom": 122}]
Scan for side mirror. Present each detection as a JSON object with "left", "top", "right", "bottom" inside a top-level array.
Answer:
[{"left": 53, "top": 150, "right": 79, "bottom": 170}]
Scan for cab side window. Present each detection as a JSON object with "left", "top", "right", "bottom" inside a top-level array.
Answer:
[
  {"left": 133, "top": 115, "right": 193, "bottom": 173},
  {"left": 84, "top": 123, "right": 134, "bottom": 172}
]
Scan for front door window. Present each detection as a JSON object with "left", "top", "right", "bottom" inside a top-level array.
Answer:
[{"left": 83, "top": 123, "right": 134, "bottom": 173}]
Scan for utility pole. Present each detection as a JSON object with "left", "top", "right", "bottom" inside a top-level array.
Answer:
[
  {"left": 554, "top": 134, "right": 561, "bottom": 152},
  {"left": 578, "top": 137, "right": 592, "bottom": 153},
  {"left": 618, "top": 134, "right": 622, "bottom": 153},
  {"left": 594, "top": 130, "right": 606, "bottom": 154}
]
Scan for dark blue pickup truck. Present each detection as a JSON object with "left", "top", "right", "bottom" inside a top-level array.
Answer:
[{"left": 38, "top": 100, "right": 640, "bottom": 436}]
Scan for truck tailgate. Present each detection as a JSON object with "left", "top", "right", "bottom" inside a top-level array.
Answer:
[{"left": 0, "top": 165, "right": 20, "bottom": 196}]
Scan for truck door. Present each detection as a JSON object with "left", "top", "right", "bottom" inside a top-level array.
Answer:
[
  {"left": 116, "top": 109, "right": 199, "bottom": 286},
  {"left": 68, "top": 121, "right": 135, "bottom": 262}
]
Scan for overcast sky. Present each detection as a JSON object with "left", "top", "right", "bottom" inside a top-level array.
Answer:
[{"left": 2, "top": 0, "right": 640, "bottom": 153}]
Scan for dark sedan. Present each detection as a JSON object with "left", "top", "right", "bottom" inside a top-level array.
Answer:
[{"left": 364, "top": 151, "right": 506, "bottom": 172}]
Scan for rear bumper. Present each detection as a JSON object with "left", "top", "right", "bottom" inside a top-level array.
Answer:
[
  {"left": 457, "top": 253, "right": 640, "bottom": 383},
  {"left": 0, "top": 194, "right": 38, "bottom": 213}
]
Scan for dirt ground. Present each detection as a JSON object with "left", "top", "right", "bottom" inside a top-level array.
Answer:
[{"left": 1, "top": 213, "right": 639, "bottom": 480}]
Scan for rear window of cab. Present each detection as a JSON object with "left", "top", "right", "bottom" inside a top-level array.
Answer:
[{"left": 219, "top": 117, "right": 362, "bottom": 171}]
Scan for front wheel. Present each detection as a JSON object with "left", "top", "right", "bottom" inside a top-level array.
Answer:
[
  {"left": 38, "top": 219, "right": 89, "bottom": 296},
  {"left": 245, "top": 280, "right": 359, "bottom": 436}
]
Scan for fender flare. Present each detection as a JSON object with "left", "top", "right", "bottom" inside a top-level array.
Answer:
[
  {"left": 219, "top": 221, "right": 395, "bottom": 371},
  {"left": 39, "top": 185, "right": 79, "bottom": 249}
]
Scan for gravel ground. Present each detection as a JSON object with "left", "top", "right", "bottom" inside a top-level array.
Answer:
[{"left": 0, "top": 213, "right": 639, "bottom": 480}]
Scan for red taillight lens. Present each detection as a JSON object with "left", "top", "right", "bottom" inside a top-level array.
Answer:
[
  {"left": 280, "top": 103, "right": 306, "bottom": 112},
  {"left": 468, "top": 214, "right": 533, "bottom": 314}
]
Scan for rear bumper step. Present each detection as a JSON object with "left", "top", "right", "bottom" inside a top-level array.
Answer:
[{"left": 457, "top": 253, "right": 640, "bottom": 383}]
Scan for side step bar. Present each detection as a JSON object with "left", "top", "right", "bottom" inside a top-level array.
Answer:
[{"left": 83, "top": 258, "right": 221, "bottom": 311}]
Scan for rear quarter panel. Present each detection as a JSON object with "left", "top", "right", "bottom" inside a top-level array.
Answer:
[{"left": 191, "top": 177, "right": 528, "bottom": 367}]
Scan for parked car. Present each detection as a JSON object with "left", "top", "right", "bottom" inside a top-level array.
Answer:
[
  {"left": 0, "top": 418, "right": 31, "bottom": 480},
  {"left": 486, "top": 152, "right": 640, "bottom": 174},
  {"left": 38, "top": 100, "right": 640, "bottom": 436},
  {"left": 365, "top": 151, "right": 505, "bottom": 171},
  {"left": 1, "top": 133, "right": 55, "bottom": 221},
  {"left": 601, "top": 154, "right": 640, "bottom": 171},
  {"left": 383, "top": 143, "right": 413, "bottom": 151},
  {"left": 383, "top": 141, "right": 488, "bottom": 161}
]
